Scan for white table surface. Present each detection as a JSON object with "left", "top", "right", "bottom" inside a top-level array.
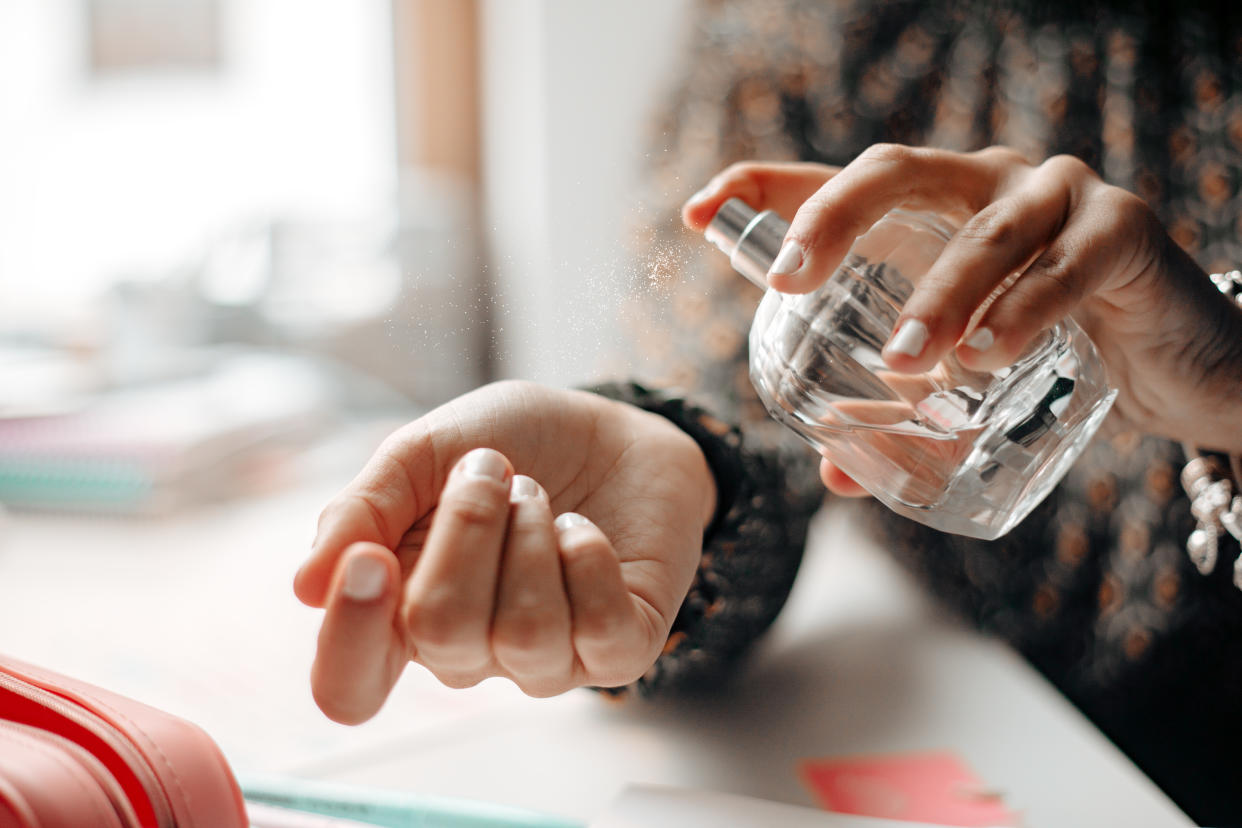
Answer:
[{"left": 0, "top": 434, "right": 1192, "bottom": 827}]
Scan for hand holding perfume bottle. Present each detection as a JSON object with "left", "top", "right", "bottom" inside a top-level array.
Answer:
[{"left": 684, "top": 146, "right": 1242, "bottom": 537}]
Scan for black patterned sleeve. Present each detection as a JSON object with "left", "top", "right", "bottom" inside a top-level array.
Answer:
[
  {"left": 607, "top": 1, "right": 1242, "bottom": 819},
  {"left": 584, "top": 381, "right": 822, "bottom": 697}
]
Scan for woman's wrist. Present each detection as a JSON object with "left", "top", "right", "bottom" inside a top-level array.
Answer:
[
  {"left": 1202, "top": 270, "right": 1242, "bottom": 449},
  {"left": 582, "top": 380, "right": 814, "bottom": 697},
  {"left": 1191, "top": 268, "right": 1242, "bottom": 452},
  {"left": 1194, "top": 274, "right": 1242, "bottom": 452},
  {"left": 1178, "top": 268, "right": 1242, "bottom": 587},
  {"left": 587, "top": 381, "right": 741, "bottom": 543},
  {"left": 1150, "top": 245, "right": 1242, "bottom": 451}
]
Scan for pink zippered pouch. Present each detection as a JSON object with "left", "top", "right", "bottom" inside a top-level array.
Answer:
[{"left": 0, "top": 655, "right": 247, "bottom": 828}]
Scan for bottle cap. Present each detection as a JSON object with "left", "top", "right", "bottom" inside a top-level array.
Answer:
[{"left": 705, "top": 198, "right": 789, "bottom": 290}]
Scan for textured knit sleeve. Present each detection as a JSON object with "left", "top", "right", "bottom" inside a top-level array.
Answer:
[{"left": 617, "top": 1, "right": 1242, "bottom": 820}]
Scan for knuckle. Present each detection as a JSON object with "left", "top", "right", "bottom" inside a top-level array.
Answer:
[
  {"left": 790, "top": 195, "right": 835, "bottom": 249},
  {"left": 1022, "top": 250, "right": 1079, "bottom": 303},
  {"left": 316, "top": 494, "right": 353, "bottom": 531},
  {"left": 507, "top": 504, "right": 550, "bottom": 537},
  {"left": 514, "top": 679, "right": 571, "bottom": 699},
  {"left": 858, "top": 142, "right": 913, "bottom": 167},
  {"left": 573, "top": 605, "right": 628, "bottom": 643},
  {"left": 354, "top": 492, "right": 395, "bottom": 538},
  {"left": 719, "top": 160, "right": 760, "bottom": 182},
  {"left": 435, "top": 671, "right": 485, "bottom": 690},
  {"left": 379, "top": 419, "right": 427, "bottom": 455},
  {"left": 403, "top": 598, "right": 468, "bottom": 650},
  {"left": 442, "top": 494, "right": 503, "bottom": 529},
  {"left": 958, "top": 208, "right": 1022, "bottom": 250},
  {"left": 1040, "top": 153, "right": 1094, "bottom": 183},
  {"left": 484, "top": 377, "right": 535, "bottom": 397},
  {"left": 1098, "top": 187, "right": 1152, "bottom": 227},
  {"left": 558, "top": 534, "right": 609, "bottom": 568},
  {"left": 321, "top": 492, "right": 394, "bottom": 546},
  {"left": 313, "top": 501, "right": 341, "bottom": 541},
  {"left": 493, "top": 609, "right": 560, "bottom": 658},
  {"left": 977, "top": 144, "right": 1029, "bottom": 168},
  {"left": 583, "top": 658, "right": 649, "bottom": 689},
  {"left": 467, "top": 380, "right": 540, "bottom": 415}
]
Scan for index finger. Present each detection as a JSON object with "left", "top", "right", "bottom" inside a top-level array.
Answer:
[
  {"left": 294, "top": 423, "right": 441, "bottom": 608},
  {"left": 681, "top": 161, "right": 840, "bottom": 232},
  {"left": 768, "top": 145, "right": 1026, "bottom": 294}
]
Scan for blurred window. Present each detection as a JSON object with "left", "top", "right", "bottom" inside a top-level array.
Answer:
[{"left": 0, "top": 0, "right": 396, "bottom": 333}]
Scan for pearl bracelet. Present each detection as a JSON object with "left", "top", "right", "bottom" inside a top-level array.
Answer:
[{"left": 1180, "top": 270, "right": 1242, "bottom": 589}]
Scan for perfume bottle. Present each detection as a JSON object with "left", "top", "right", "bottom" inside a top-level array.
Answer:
[{"left": 706, "top": 198, "right": 1117, "bottom": 539}]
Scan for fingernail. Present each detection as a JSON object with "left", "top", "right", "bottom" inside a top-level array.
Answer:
[
  {"left": 554, "top": 512, "right": 591, "bottom": 531},
  {"left": 510, "top": 475, "right": 541, "bottom": 502},
  {"left": 963, "top": 326, "right": 994, "bottom": 352},
  {"left": 886, "top": 318, "right": 930, "bottom": 359},
  {"left": 768, "top": 240, "right": 804, "bottom": 277},
  {"left": 342, "top": 554, "right": 387, "bottom": 602},
  {"left": 461, "top": 448, "right": 507, "bottom": 482}
]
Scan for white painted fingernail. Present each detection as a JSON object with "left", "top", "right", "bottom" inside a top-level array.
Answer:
[
  {"left": 554, "top": 512, "right": 591, "bottom": 531},
  {"left": 964, "top": 326, "right": 995, "bottom": 352},
  {"left": 342, "top": 554, "right": 386, "bottom": 602},
  {"left": 886, "top": 318, "right": 930, "bottom": 358},
  {"left": 461, "top": 448, "right": 507, "bottom": 481},
  {"left": 768, "top": 240, "right": 804, "bottom": 277},
  {"left": 510, "top": 475, "right": 541, "bottom": 502}
]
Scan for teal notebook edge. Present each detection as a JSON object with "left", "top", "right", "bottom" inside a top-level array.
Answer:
[{"left": 239, "top": 772, "right": 585, "bottom": 828}]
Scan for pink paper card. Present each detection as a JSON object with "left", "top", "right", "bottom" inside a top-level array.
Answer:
[{"left": 800, "top": 751, "right": 1019, "bottom": 827}]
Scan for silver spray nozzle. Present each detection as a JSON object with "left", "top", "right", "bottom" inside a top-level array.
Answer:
[{"left": 705, "top": 198, "right": 790, "bottom": 290}]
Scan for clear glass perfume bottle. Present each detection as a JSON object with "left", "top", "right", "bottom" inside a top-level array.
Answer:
[{"left": 706, "top": 198, "right": 1117, "bottom": 539}]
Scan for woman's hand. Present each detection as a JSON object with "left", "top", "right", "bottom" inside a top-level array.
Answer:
[
  {"left": 683, "top": 148, "right": 1242, "bottom": 494},
  {"left": 294, "top": 381, "right": 715, "bottom": 724}
]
